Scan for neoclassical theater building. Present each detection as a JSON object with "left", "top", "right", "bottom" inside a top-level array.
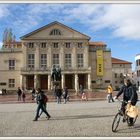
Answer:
[{"left": 0, "top": 21, "right": 131, "bottom": 92}]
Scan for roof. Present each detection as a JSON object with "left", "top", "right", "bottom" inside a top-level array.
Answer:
[
  {"left": 4, "top": 41, "right": 21, "bottom": 45},
  {"left": 112, "top": 57, "right": 132, "bottom": 64},
  {"left": 89, "top": 41, "right": 106, "bottom": 46},
  {"left": 20, "top": 21, "right": 91, "bottom": 40}
]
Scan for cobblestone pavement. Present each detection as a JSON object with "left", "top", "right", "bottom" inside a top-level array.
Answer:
[{"left": 0, "top": 100, "right": 140, "bottom": 137}]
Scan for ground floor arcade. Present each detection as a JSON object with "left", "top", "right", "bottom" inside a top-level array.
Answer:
[{"left": 20, "top": 73, "right": 91, "bottom": 92}]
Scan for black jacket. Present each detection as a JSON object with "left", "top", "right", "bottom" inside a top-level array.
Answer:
[{"left": 116, "top": 84, "right": 138, "bottom": 105}]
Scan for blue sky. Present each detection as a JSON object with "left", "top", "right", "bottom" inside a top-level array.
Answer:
[{"left": 0, "top": 3, "right": 140, "bottom": 70}]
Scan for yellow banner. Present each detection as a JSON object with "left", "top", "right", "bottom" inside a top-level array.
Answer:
[{"left": 96, "top": 50, "right": 103, "bottom": 76}]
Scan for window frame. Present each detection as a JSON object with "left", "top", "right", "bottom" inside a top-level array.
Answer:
[
  {"left": 77, "top": 53, "right": 84, "bottom": 68},
  {"left": 9, "top": 60, "right": 15, "bottom": 70},
  {"left": 65, "top": 54, "right": 72, "bottom": 68},
  {"left": 28, "top": 54, "right": 35, "bottom": 69},
  {"left": 9, "top": 79, "right": 15, "bottom": 88},
  {"left": 40, "top": 54, "right": 47, "bottom": 69}
]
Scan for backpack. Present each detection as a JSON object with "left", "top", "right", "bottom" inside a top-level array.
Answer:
[{"left": 43, "top": 94, "right": 48, "bottom": 103}]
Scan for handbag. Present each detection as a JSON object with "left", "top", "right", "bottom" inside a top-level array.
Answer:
[{"left": 126, "top": 104, "right": 139, "bottom": 118}]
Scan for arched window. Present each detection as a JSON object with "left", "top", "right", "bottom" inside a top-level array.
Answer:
[{"left": 50, "top": 29, "right": 61, "bottom": 35}]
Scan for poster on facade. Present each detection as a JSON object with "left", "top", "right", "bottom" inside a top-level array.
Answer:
[{"left": 96, "top": 50, "right": 103, "bottom": 76}]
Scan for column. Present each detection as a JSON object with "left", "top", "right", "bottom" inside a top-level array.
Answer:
[
  {"left": 60, "top": 42, "right": 64, "bottom": 69},
  {"left": 72, "top": 42, "right": 77, "bottom": 68},
  {"left": 61, "top": 74, "right": 65, "bottom": 89},
  {"left": 75, "top": 74, "right": 79, "bottom": 94},
  {"left": 34, "top": 75, "right": 38, "bottom": 89},
  {"left": 88, "top": 74, "right": 91, "bottom": 90},
  {"left": 48, "top": 75, "right": 51, "bottom": 91},
  {"left": 84, "top": 43, "right": 89, "bottom": 68},
  {"left": 20, "top": 75, "right": 23, "bottom": 88},
  {"left": 35, "top": 42, "right": 40, "bottom": 70},
  {"left": 22, "top": 42, "right": 27, "bottom": 68},
  {"left": 47, "top": 42, "right": 52, "bottom": 69},
  {"left": 22, "top": 75, "right": 27, "bottom": 90}
]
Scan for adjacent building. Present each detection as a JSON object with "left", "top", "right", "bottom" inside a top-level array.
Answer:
[
  {"left": 0, "top": 21, "right": 132, "bottom": 92},
  {"left": 135, "top": 54, "right": 140, "bottom": 87},
  {"left": 112, "top": 57, "right": 132, "bottom": 90}
]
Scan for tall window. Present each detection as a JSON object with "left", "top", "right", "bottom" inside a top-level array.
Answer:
[
  {"left": 115, "top": 73, "right": 117, "bottom": 78},
  {"left": 41, "top": 54, "right": 47, "bottom": 69},
  {"left": 65, "top": 54, "right": 71, "bottom": 68},
  {"left": 9, "top": 79, "right": 15, "bottom": 88},
  {"left": 28, "top": 54, "right": 35, "bottom": 69},
  {"left": 28, "top": 42, "right": 34, "bottom": 48},
  {"left": 77, "top": 54, "right": 84, "bottom": 68},
  {"left": 53, "top": 42, "right": 58, "bottom": 48},
  {"left": 53, "top": 54, "right": 59, "bottom": 66},
  {"left": 50, "top": 29, "right": 61, "bottom": 35},
  {"left": 9, "top": 60, "right": 15, "bottom": 70},
  {"left": 41, "top": 43, "right": 46, "bottom": 48},
  {"left": 78, "top": 42, "right": 82, "bottom": 48},
  {"left": 65, "top": 42, "right": 71, "bottom": 48}
]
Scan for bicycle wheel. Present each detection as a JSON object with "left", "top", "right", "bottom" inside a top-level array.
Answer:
[
  {"left": 127, "top": 115, "right": 138, "bottom": 125},
  {"left": 112, "top": 112, "right": 121, "bottom": 132},
  {"left": 133, "top": 115, "right": 138, "bottom": 124}
]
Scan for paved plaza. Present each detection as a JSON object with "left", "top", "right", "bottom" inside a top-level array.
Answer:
[{"left": 0, "top": 100, "right": 140, "bottom": 137}]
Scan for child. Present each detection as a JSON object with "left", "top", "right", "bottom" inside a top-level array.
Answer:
[{"left": 81, "top": 92, "right": 88, "bottom": 101}]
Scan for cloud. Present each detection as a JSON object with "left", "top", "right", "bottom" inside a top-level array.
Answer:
[
  {"left": 1, "top": 4, "right": 140, "bottom": 41},
  {"left": 62, "top": 4, "right": 140, "bottom": 40},
  {"left": 0, "top": 4, "right": 10, "bottom": 18}
]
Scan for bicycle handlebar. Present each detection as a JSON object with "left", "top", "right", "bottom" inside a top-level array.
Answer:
[{"left": 115, "top": 98, "right": 128, "bottom": 104}]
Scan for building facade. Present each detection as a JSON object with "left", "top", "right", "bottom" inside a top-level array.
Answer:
[
  {"left": 135, "top": 54, "right": 140, "bottom": 87},
  {"left": 112, "top": 57, "right": 132, "bottom": 90},
  {"left": 0, "top": 21, "right": 130, "bottom": 92}
]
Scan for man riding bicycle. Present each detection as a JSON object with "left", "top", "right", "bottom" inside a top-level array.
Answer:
[{"left": 114, "top": 79, "right": 138, "bottom": 126}]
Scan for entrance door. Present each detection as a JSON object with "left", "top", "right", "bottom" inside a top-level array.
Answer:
[
  {"left": 27, "top": 75, "right": 34, "bottom": 90},
  {"left": 65, "top": 74, "right": 74, "bottom": 89},
  {"left": 40, "top": 75, "right": 48, "bottom": 90},
  {"left": 78, "top": 74, "right": 86, "bottom": 89}
]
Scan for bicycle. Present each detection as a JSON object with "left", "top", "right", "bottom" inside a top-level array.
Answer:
[{"left": 112, "top": 99, "right": 138, "bottom": 132}]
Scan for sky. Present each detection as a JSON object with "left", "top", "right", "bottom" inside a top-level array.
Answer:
[{"left": 0, "top": 3, "right": 140, "bottom": 70}]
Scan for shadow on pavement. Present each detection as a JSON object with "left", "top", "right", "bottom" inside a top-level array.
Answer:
[
  {"left": 116, "top": 125, "right": 140, "bottom": 133},
  {"left": 43, "top": 114, "right": 115, "bottom": 121}
]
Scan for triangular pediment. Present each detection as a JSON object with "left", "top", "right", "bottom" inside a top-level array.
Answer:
[{"left": 20, "top": 21, "right": 90, "bottom": 40}]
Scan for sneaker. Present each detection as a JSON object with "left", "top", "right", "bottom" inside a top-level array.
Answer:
[
  {"left": 47, "top": 116, "right": 51, "bottom": 120},
  {"left": 33, "top": 119, "right": 38, "bottom": 121}
]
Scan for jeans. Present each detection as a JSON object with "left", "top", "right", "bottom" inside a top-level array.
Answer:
[
  {"left": 57, "top": 97, "right": 61, "bottom": 104},
  {"left": 34, "top": 103, "right": 50, "bottom": 120}
]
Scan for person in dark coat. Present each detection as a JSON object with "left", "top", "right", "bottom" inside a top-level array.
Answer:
[
  {"left": 63, "top": 87, "right": 68, "bottom": 104},
  {"left": 17, "top": 87, "right": 22, "bottom": 101},
  {"left": 114, "top": 79, "right": 138, "bottom": 126},
  {"left": 33, "top": 88, "right": 51, "bottom": 121},
  {"left": 56, "top": 86, "right": 62, "bottom": 104}
]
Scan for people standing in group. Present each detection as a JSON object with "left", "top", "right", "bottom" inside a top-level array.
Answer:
[
  {"left": 114, "top": 79, "right": 138, "bottom": 126},
  {"left": 106, "top": 84, "right": 114, "bottom": 103},
  {"left": 56, "top": 86, "right": 62, "bottom": 104},
  {"left": 33, "top": 88, "right": 51, "bottom": 121},
  {"left": 63, "top": 87, "right": 68, "bottom": 104},
  {"left": 17, "top": 87, "right": 22, "bottom": 101}
]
